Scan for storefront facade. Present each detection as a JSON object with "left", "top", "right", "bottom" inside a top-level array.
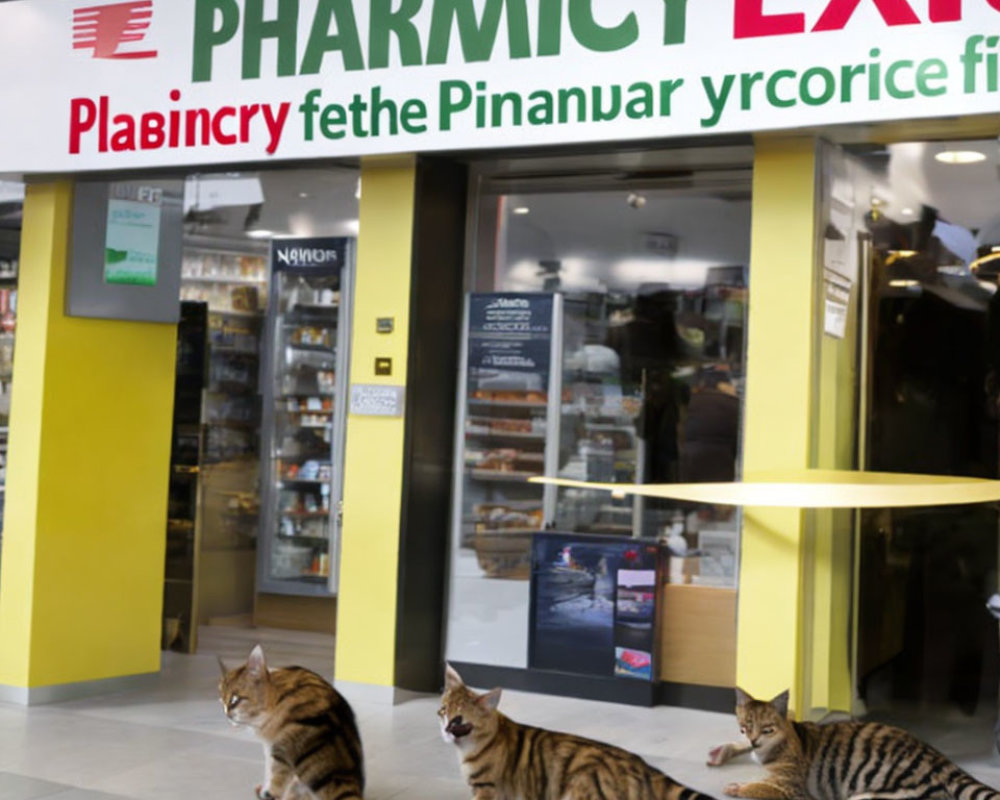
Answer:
[{"left": 0, "top": 0, "right": 996, "bottom": 718}]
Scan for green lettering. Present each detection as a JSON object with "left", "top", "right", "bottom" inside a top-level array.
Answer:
[
  {"left": 916, "top": 58, "right": 947, "bottom": 97},
  {"left": 369, "top": 0, "right": 423, "bottom": 69},
  {"left": 527, "top": 90, "right": 554, "bottom": 124},
  {"left": 568, "top": 0, "right": 638, "bottom": 52},
  {"left": 320, "top": 103, "right": 347, "bottom": 139},
  {"left": 766, "top": 70, "right": 796, "bottom": 108},
  {"left": 301, "top": 0, "right": 364, "bottom": 74},
  {"left": 558, "top": 87, "right": 586, "bottom": 122},
  {"left": 491, "top": 92, "right": 523, "bottom": 127},
  {"left": 662, "top": 0, "right": 689, "bottom": 45},
  {"left": 401, "top": 99, "right": 428, "bottom": 133},
  {"left": 192, "top": 0, "right": 240, "bottom": 82},
  {"left": 538, "top": 0, "right": 562, "bottom": 56},
  {"left": 659, "top": 79, "right": 684, "bottom": 116},
  {"left": 242, "top": 0, "right": 298, "bottom": 80},
  {"left": 885, "top": 60, "right": 915, "bottom": 99},
  {"left": 592, "top": 84, "right": 621, "bottom": 121},
  {"left": 840, "top": 63, "right": 866, "bottom": 102},
  {"left": 440, "top": 80, "right": 473, "bottom": 130},
  {"left": 800, "top": 67, "right": 835, "bottom": 106},
  {"left": 427, "top": 0, "right": 531, "bottom": 64},
  {"left": 626, "top": 82, "right": 654, "bottom": 119},
  {"left": 740, "top": 72, "right": 764, "bottom": 110}
]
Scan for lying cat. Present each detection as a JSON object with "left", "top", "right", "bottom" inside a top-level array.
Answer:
[
  {"left": 708, "top": 687, "right": 998, "bottom": 800},
  {"left": 440, "top": 664, "right": 716, "bottom": 800},
  {"left": 219, "top": 645, "right": 364, "bottom": 800}
]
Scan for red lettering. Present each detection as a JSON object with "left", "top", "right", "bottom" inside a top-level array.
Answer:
[
  {"left": 239, "top": 104, "right": 260, "bottom": 143},
  {"left": 813, "top": 0, "right": 920, "bottom": 31},
  {"left": 733, "top": 0, "right": 805, "bottom": 38},
  {"left": 110, "top": 114, "right": 135, "bottom": 152},
  {"left": 69, "top": 98, "right": 96, "bottom": 154},
  {"left": 142, "top": 112, "right": 166, "bottom": 149},
  {"left": 929, "top": 0, "right": 961, "bottom": 20},
  {"left": 99, "top": 96, "right": 109, "bottom": 153},
  {"left": 211, "top": 106, "right": 237, "bottom": 145}
]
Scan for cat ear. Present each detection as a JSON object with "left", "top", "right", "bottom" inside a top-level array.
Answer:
[
  {"left": 247, "top": 644, "right": 267, "bottom": 678},
  {"left": 735, "top": 686, "right": 753, "bottom": 707},
  {"left": 770, "top": 689, "right": 790, "bottom": 718},
  {"left": 444, "top": 663, "right": 464, "bottom": 691},
  {"left": 217, "top": 655, "right": 228, "bottom": 676},
  {"left": 477, "top": 688, "right": 502, "bottom": 711}
]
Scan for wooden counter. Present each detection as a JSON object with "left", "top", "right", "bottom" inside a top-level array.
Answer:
[{"left": 657, "top": 584, "right": 737, "bottom": 687}]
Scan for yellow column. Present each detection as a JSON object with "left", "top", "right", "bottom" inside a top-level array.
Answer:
[
  {"left": 334, "top": 158, "right": 416, "bottom": 692},
  {"left": 0, "top": 182, "right": 178, "bottom": 701},
  {"left": 737, "top": 138, "right": 820, "bottom": 716}
]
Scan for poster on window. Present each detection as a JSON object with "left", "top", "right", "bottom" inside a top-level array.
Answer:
[
  {"left": 103, "top": 186, "right": 162, "bottom": 286},
  {"left": 529, "top": 534, "right": 660, "bottom": 681}
]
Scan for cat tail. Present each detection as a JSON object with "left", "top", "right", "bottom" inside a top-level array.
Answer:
[
  {"left": 945, "top": 767, "right": 1000, "bottom": 800},
  {"left": 663, "top": 779, "right": 718, "bottom": 800}
]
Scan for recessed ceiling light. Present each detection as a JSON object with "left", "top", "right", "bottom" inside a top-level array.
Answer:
[
  {"left": 512, "top": 206, "right": 530, "bottom": 215},
  {"left": 934, "top": 150, "right": 987, "bottom": 164},
  {"left": 889, "top": 279, "right": 920, "bottom": 288},
  {"left": 901, "top": 207, "right": 914, "bottom": 216},
  {"left": 298, "top": 192, "right": 309, "bottom": 199},
  {"left": 245, "top": 229, "right": 273, "bottom": 239}
]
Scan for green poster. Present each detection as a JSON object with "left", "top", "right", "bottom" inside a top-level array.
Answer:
[{"left": 104, "top": 196, "right": 160, "bottom": 286}]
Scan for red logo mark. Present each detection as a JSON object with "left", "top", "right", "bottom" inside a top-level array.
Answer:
[{"left": 73, "top": 1, "right": 157, "bottom": 60}]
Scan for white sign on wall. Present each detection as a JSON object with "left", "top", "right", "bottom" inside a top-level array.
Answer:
[{"left": 0, "top": 0, "right": 998, "bottom": 173}]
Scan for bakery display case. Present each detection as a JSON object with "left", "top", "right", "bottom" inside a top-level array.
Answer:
[
  {"left": 452, "top": 292, "right": 564, "bottom": 581},
  {"left": 257, "top": 237, "right": 353, "bottom": 597}
]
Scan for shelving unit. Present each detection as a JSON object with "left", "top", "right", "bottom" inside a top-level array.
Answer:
[{"left": 257, "top": 239, "right": 354, "bottom": 598}]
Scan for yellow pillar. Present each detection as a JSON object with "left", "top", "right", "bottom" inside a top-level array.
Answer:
[
  {"left": 334, "top": 158, "right": 416, "bottom": 695},
  {"left": 736, "top": 138, "right": 820, "bottom": 716},
  {"left": 0, "top": 182, "right": 178, "bottom": 702}
]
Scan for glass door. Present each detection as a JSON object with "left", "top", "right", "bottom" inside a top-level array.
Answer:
[{"left": 258, "top": 238, "right": 353, "bottom": 596}]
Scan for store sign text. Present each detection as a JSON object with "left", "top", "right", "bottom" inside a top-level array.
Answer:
[{"left": 0, "top": 0, "right": 998, "bottom": 171}]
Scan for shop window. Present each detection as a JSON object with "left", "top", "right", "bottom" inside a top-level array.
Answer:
[{"left": 446, "top": 147, "right": 752, "bottom": 691}]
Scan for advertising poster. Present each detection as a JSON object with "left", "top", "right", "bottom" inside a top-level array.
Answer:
[
  {"left": 467, "top": 293, "right": 554, "bottom": 397},
  {"left": 103, "top": 187, "right": 162, "bottom": 286},
  {"left": 529, "top": 534, "right": 659, "bottom": 680}
]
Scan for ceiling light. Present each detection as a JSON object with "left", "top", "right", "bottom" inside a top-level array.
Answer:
[
  {"left": 512, "top": 206, "right": 530, "bottom": 215},
  {"left": 901, "top": 207, "right": 914, "bottom": 216},
  {"left": 888, "top": 250, "right": 918, "bottom": 258},
  {"left": 298, "top": 192, "right": 309, "bottom": 199},
  {"left": 889, "top": 279, "right": 920, "bottom": 288},
  {"left": 934, "top": 150, "right": 987, "bottom": 164},
  {"left": 245, "top": 229, "right": 274, "bottom": 239}
]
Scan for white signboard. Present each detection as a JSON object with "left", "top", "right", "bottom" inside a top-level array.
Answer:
[
  {"left": 349, "top": 384, "right": 405, "bottom": 417},
  {"left": 0, "top": 0, "right": 998, "bottom": 173}
]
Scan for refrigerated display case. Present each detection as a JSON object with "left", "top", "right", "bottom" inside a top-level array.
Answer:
[{"left": 257, "top": 237, "right": 353, "bottom": 597}]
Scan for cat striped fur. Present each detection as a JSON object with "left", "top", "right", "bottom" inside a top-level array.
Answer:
[
  {"left": 440, "top": 664, "right": 717, "bottom": 800},
  {"left": 707, "top": 687, "right": 1000, "bottom": 800},
  {"left": 219, "top": 644, "right": 364, "bottom": 800}
]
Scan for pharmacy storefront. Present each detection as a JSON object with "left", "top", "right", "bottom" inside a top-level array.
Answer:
[{"left": 0, "top": 0, "right": 997, "bottom": 727}]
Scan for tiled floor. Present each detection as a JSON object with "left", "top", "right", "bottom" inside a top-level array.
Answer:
[{"left": 0, "top": 632, "right": 999, "bottom": 800}]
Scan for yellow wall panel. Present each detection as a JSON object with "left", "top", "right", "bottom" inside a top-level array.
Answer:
[
  {"left": 335, "top": 160, "right": 416, "bottom": 688},
  {"left": 0, "top": 182, "right": 177, "bottom": 689}
]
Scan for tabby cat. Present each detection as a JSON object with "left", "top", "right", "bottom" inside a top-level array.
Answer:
[
  {"left": 218, "top": 645, "right": 364, "bottom": 800},
  {"left": 440, "top": 664, "right": 716, "bottom": 800},
  {"left": 707, "top": 687, "right": 999, "bottom": 800}
]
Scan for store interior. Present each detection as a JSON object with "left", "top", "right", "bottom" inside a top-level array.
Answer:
[
  {"left": 447, "top": 145, "right": 754, "bottom": 693},
  {"left": 162, "top": 167, "right": 359, "bottom": 658}
]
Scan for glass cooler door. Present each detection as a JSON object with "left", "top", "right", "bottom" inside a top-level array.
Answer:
[{"left": 257, "top": 239, "right": 353, "bottom": 596}]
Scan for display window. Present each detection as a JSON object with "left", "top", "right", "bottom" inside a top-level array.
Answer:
[{"left": 446, "top": 146, "right": 752, "bottom": 690}]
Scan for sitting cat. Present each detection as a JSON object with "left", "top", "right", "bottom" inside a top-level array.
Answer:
[
  {"left": 219, "top": 645, "right": 364, "bottom": 800},
  {"left": 707, "top": 687, "right": 998, "bottom": 800},
  {"left": 440, "top": 664, "right": 716, "bottom": 800}
]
